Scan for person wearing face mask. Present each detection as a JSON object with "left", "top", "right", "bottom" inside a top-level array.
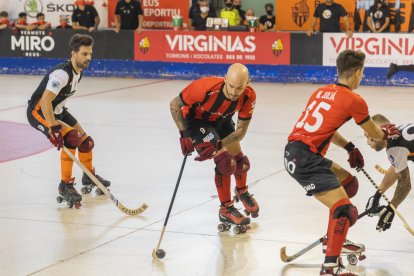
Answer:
[
  {"left": 220, "top": 0, "right": 241, "bottom": 26},
  {"left": 233, "top": 0, "right": 246, "bottom": 23},
  {"left": 31, "top": 13, "right": 51, "bottom": 30},
  {"left": 189, "top": 0, "right": 216, "bottom": 30},
  {"left": 0, "top": 11, "right": 12, "bottom": 30},
  {"left": 259, "top": 3, "right": 275, "bottom": 32},
  {"left": 307, "top": 0, "right": 352, "bottom": 38},
  {"left": 367, "top": 0, "right": 390, "bottom": 33},
  {"left": 56, "top": 16, "right": 73, "bottom": 29},
  {"left": 15, "top": 12, "right": 35, "bottom": 31},
  {"left": 191, "top": 0, "right": 216, "bottom": 31},
  {"left": 242, "top": 9, "right": 255, "bottom": 26}
]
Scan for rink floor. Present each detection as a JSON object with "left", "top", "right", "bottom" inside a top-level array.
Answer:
[{"left": 0, "top": 75, "right": 413, "bottom": 276}]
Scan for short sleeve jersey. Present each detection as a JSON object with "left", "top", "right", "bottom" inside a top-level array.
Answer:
[
  {"left": 314, "top": 3, "right": 347, "bottom": 32},
  {"left": 115, "top": 0, "right": 143, "bottom": 30},
  {"left": 72, "top": 5, "right": 99, "bottom": 28},
  {"left": 288, "top": 83, "right": 369, "bottom": 156},
  {"left": 179, "top": 77, "right": 256, "bottom": 122},
  {"left": 386, "top": 123, "right": 414, "bottom": 173},
  {"left": 368, "top": 5, "right": 390, "bottom": 31},
  {"left": 259, "top": 15, "right": 276, "bottom": 30}
]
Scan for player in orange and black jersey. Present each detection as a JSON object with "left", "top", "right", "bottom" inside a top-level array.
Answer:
[
  {"left": 26, "top": 34, "right": 110, "bottom": 208},
  {"left": 284, "top": 50, "right": 401, "bottom": 276},
  {"left": 170, "top": 63, "right": 258, "bottom": 232}
]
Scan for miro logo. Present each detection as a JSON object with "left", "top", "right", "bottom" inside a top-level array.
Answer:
[
  {"left": 25, "top": 0, "right": 43, "bottom": 18},
  {"left": 11, "top": 31, "right": 55, "bottom": 57}
]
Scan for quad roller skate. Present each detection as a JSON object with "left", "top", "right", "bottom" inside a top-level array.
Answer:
[
  {"left": 320, "top": 257, "right": 360, "bottom": 276},
  {"left": 56, "top": 178, "right": 82, "bottom": 208},
  {"left": 233, "top": 186, "right": 259, "bottom": 218},
  {"left": 81, "top": 169, "right": 111, "bottom": 196},
  {"left": 322, "top": 236, "right": 366, "bottom": 265},
  {"left": 217, "top": 201, "right": 251, "bottom": 234}
]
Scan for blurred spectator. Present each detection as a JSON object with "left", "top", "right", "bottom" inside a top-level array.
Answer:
[
  {"left": 367, "top": 0, "right": 390, "bottom": 33},
  {"left": 233, "top": 0, "right": 246, "bottom": 23},
  {"left": 243, "top": 8, "right": 255, "bottom": 25},
  {"left": 307, "top": 0, "right": 352, "bottom": 37},
  {"left": 189, "top": 0, "right": 216, "bottom": 28},
  {"left": 191, "top": 0, "right": 216, "bottom": 30},
  {"left": 220, "top": 0, "right": 241, "bottom": 26},
  {"left": 114, "top": 0, "right": 143, "bottom": 33},
  {"left": 0, "top": 11, "right": 12, "bottom": 30},
  {"left": 31, "top": 13, "right": 51, "bottom": 30},
  {"left": 72, "top": 0, "right": 100, "bottom": 32},
  {"left": 259, "top": 3, "right": 275, "bottom": 31},
  {"left": 56, "top": 16, "right": 73, "bottom": 29},
  {"left": 15, "top": 12, "right": 35, "bottom": 31}
]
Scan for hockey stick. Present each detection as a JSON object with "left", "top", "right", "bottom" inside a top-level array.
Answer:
[
  {"left": 280, "top": 209, "right": 370, "bottom": 262},
  {"left": 63, "top": 146, "right": 148, "bottom": 216},
  {"left": 359, "top": 168, "right": 414, "bottom": 236},
  {"left": 152, "top": 153, "right": 188, "bottom": 259},
  {"left": 375, "top": 164, "right": 386, "bottom": 174}
]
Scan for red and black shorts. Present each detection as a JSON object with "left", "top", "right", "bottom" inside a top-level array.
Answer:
[
  {"left": 27, "top": 105, "right": 78, "bottom": 138},
  {"left": 284, "top": 141, "right": 340, "bottom": 196}
]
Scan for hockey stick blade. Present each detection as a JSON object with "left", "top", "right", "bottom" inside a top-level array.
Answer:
[
  {"left": 63, "top": 147, "right": 148, "bottom": 216},
  {"left": 280, "top": 238, "right": 323, "bottom": 263},
  {"left": 375, "top": 164, "right": 386, "bottom": 174}
]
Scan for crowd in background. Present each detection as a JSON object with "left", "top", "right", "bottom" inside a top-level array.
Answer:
[{"left": 0, "top": 0, "right": 413, "bottom": 34}]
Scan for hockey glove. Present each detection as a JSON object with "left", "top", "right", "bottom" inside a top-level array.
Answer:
[
  {"left": 365, "top": 191, "right": 382, "bottom": 216},
  {"left": 345, "top": 142, "right": 364, "bottom": 169},
  {"left": 179, "top": 130, "right": 194, "bottom": 155},
  {"left": 49, "top": 125, "right": 63, "bottom": 150},
  {"left": 381, "top": 124, "right": 401, "bottom": 140},
  {"left": 376, "top": 205, "right": 395, "bottom": 232},
  {"left": 195, "top": 140, "right": 222, "bottom": 161}
]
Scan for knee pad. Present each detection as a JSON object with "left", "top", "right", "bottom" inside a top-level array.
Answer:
[
  {"left": 342, "top": 175, "right": 359, "bottom": 199},
  {"left": 78, "top": 136, "right": 94, "bottom": 153},
  {"left": 63, "top": 129, "right": 82, "bottom": 149},
  {"left": 235, "top": 155, "right": 250, "bottom": 176},
  {"left": 333, "top": 202, "right": 358, "bottom": 227},
  {"left": 214, "top": 151, "right": 236, "bottom": 176}
]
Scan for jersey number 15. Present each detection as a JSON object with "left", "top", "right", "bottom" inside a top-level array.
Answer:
[{"left": 296, "top": 100, "right": 331, "bottom": 133}]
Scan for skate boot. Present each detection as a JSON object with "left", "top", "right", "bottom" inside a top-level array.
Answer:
[
  {"left": 81, "top": 169, "right": 111, "bottom": 195},
  {"left": 234, "top": 186, "right": 259, "bottom": 218},
  {"left": 320, "top": 257, "right": 359, "bottom": 276},
  {"left": 217, "top": 201, "right": 251, "bottom": 234},
  {"left": 322, "top": 235, "right": 366, "bottom": 265},
  {"left": 57, "top": 178, "right": 82, "bottom": 208},
  {"left": 386, "top": 63, "right": 398, "bottom": 79}
]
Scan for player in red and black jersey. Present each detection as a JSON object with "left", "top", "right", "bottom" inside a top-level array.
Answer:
[
  {"left": 170, "top": 63, "right": 258, "bottom": 232},
  {"left": 285, "top": 50, "right": 400, "bottom": 275}
]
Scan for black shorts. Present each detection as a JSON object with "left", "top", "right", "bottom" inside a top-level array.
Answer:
[
  {"left": 284, "top": 141, "right": 340, "bottom": 196},
  {"left": 187, "top": 118, "right": 235, "bottom": 152},
  {"left": 27, "top": 106, "right": 78, "bottom": 137}
]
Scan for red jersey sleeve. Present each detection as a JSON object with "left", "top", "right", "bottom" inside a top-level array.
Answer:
[
  {"left": 238, "top": 87, "right": 256, "bottom": 120},
  {"left": 349, "top": 93, "right": 370, "bottom": 125},
  {"left": 179, "top": 77, "right": 222, "bottom": 106}
]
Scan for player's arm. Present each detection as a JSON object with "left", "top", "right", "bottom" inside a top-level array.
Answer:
[
  {"left": 221, "top": 118, "right": 251, "bottom": 147},
  {"left": 379, "top": 16, "right": 390, "bottom": 33},
  {"left": 360, "top": 119, "right": 387, "bottom": 140},
  {"left": 306, "top": 16, "right": 317, "bottom": 36},
  {"left": 342, "top": 14, "right": 352, "bottom": 37},
  {"left": 331, "top": 131, "right": 349, "bottom": 148},
  {"left": 137, "top": 14, "right": 143, "bottom": 33},
  {"left": 40, "top": 90, "right": 59, "bottom": 127},
  {"left": 170, "top": 96, "right": 188, "bottom": 132},
  {"left": 390, "top": 166, "right": 411, "bottom": 208}
]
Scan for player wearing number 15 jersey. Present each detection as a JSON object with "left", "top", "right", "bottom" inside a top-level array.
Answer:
[{"left": 284, "top": 50, "right": 401, "bottom": 276}]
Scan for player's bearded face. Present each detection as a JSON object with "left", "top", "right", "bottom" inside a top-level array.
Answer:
[
  {"left": 74, "top": 46, "right": 92, "bottom": 69},
  {"left": 224, "top": 80, "right": 247, "bottom": 101}
]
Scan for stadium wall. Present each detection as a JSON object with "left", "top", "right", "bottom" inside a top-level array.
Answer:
[{"left": 0, "top": 29, "right": 412, "bottom": 86}]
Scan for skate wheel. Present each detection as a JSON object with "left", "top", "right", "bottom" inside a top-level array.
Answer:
[
  {"left": 56, "top": 196, "right": 63, "bottom": 203},
  {"left": 347, "top": 254, "right": 358, "bottom": 265},
  {"left": 67, "top": 201, "right": 74, "bottom": 208},
  {"left": 95, "top": 188, "right": 103, "bottom": 196},
  {"left": 80, "top": 187, "right": 88, "bottom": 194},
  {"left": 359, "top": 255, "right": 366, "bottom": 261},
  {"left": 217, "top": 224, "right": 226, "bottom": 232},
  {"left": 233, "top": 226, "right": 241, "bottom": 234},
  {"left": 74, "top": 202, "right": 82, "bottom": 209}
]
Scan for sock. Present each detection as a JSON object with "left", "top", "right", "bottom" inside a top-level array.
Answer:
[
  {"left": 78, "top": 151, "right": 93, "bottom": 172},
  {"left": 324, "top": 198, "right": 352, "bottom": 264},
  {"left": 215, "top": 173, "right": 231, "bottom": 203},
  {"left": 234, "top": 152, "right": 247, "bottom": 190},
  {"left": 61, "top": 148, "right": 76, "bottom": 182}
]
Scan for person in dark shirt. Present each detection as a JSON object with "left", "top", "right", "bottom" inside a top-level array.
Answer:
[
  {"left": 259, "top": 3, "right": 275, "bottom": 32},
  {"left": 114, "top": 0, "right": 143, "bottom": 33},
  {"left": 307, "top": 0, "right": 352, "bottom": 37},
  {"left": 56, "top": 16, "right": 73, "bottom": 29},
  {"left": 189, "top": 0, "right": 216, "bottom": 29},
  {"left": 367, "top": 0, "right": 390, "bottom": 33},
  {"left": 233, "top": 0, "right": 246, "bottom": 23},
  {"left": 72, "top": 0, "right": 100, "bottom": 32},
  {"left": 191, "top": 0, "right": 216, "bottom": 30}
]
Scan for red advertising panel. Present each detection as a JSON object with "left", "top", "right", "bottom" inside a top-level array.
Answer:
[
  {"left": 134, "top": 31, "right": 290, "bottom": 65},
  {"left": 108, "top": 0, "right": 190, "bottom": 29}
]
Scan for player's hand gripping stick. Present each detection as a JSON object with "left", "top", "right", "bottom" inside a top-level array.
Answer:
[
  {"left": 345, "top": 142, "right": 364, "bottom": 169},
  {"left": 49, "top": 125, "right": 63, "bottom": 150}
]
